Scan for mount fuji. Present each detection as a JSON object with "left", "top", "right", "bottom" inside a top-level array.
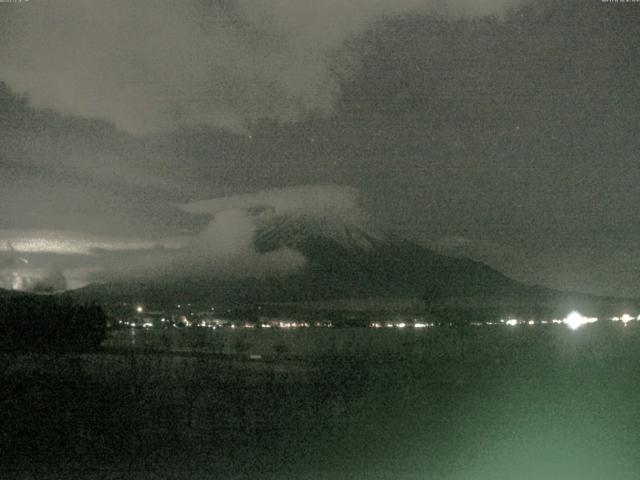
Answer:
[{"left": 70, "top": 201, "right": 558, "bottom": 309}]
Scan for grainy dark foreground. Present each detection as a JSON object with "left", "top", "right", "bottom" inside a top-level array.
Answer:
[{"left": 3, "top": 324, "right": 640, "bottom": 480}]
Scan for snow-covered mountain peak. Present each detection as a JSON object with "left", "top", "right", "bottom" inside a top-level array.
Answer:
[
  {"left": 182, "top": 184, "right": 384, "bottom": 253},
  {"left": 253, "top": 209, "right": 384, "bottom": 253}
]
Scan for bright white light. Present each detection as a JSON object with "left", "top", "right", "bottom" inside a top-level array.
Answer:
[
  {"left": 136, "top": 306, "right": 143, "bottom": 313},
  {"left": 621, "top": 314, "right": 634, "bottom": 324},
  {"left": 563, "top": 311, "right": 597, "bottom": 330},
  {"left": 528, "top": 320, "right": 535, "bottom": 325},
  {"left": 505, "top": 319, "right": 518, "bottom": 327},
  {"left": 414, "top": 323, "right": 427, "bottom": 328},
  {"left": 396, "top": 323, "right": 406, "bottom": 329}
]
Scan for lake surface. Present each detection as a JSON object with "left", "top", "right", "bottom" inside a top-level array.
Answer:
[{"left": 4, "top": 322, "right": 640, "bottom": 480}]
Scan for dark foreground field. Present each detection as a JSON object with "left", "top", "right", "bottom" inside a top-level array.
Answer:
[{"left": 3, "top": 324, "right": 640, "bottom": 480}]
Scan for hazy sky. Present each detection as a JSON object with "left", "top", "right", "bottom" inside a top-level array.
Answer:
[{"left": 1, "top": 0, "right": 639, "bottom": 295}]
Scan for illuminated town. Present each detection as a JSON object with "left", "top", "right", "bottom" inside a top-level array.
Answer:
[{"left": 119, "top": 304, "right": 639, "bottom": 332}]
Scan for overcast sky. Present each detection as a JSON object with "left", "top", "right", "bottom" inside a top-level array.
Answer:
[{"left": 1, "top": 0, "right": 639, "bottom": 296}]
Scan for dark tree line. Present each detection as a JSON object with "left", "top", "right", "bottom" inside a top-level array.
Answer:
[{"left": 0, "top": 295, "right": 107, "bottom": 352}]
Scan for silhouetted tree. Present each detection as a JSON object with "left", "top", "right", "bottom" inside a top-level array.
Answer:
[{"left": 0, "top": 295, "right": 107, "bottom": 352}]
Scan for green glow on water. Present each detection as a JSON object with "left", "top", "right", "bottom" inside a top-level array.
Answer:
[{"left": 286, "top": 329, "right": 640, "bottom": 480}]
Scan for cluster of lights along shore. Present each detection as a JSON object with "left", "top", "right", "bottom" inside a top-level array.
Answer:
[{"left": 125, "top": 305, "right": 640, "bottom": 331}]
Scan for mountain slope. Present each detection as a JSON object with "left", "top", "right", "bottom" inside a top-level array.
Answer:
[{"left": 71, "top": 210, "right": 554, "bottom": 306}]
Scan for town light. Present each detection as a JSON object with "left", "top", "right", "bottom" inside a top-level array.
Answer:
[{"left": 563, "top": 311, "right": 597, "bottom": 330}]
